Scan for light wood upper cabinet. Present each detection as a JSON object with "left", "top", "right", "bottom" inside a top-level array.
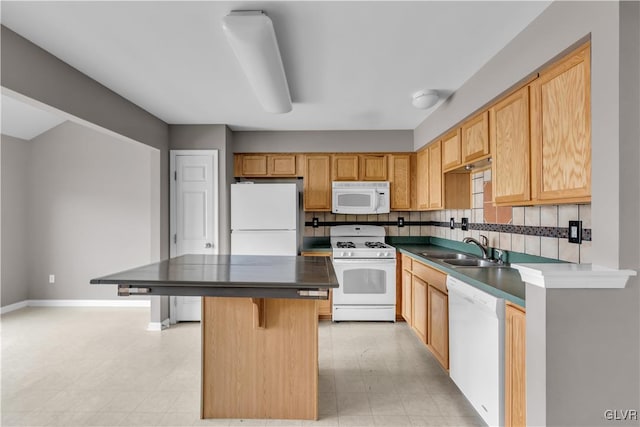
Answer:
[
  {"left": 505, "top": 303, "right": 526, "bottom": 427},
  {"left": 304, "top": 155, "right": 332, "bottom": 211},
  {"left": 428, "top": 141, "right": 443, "bottom": 209},
  {"left": 531, "top": 43, "right": 591, "bottom": 204},
  {"left": 235, "top": 154, "right": 299, "bottom": 177},
  {"left": 332, "top": 154, "right": 359, "bottom": 181},
  {"left": 461, "top": 111, "right": 490, "bottom": 163},
  {"left": 239, "top": 154, "right": 268, "bottom": 176},
  {"left": 490, "top": 86, "right": 532, "bottom": 205},
  {"left": 442, "top": 130, "right": 462, "bottom": 172},
  {"left": 411, "top": 276, "right": 428, "bottom": 344},
  {"left": 360, "top": 154, "right": 387, "bottom": 181},
  {"left": 268, "top": 154, "right": 297, "bottom": 176},
  {"left": 416, "top": 148, "right": 429, "bottom": 210},
  {"left": 427, "top": 285, "right": 448, "bottom": 370},
  {"left": 388, "top": 154, "right": 412, "bottom": 210}
]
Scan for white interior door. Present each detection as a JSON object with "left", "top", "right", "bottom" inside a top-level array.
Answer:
[{"left": 170, "top": 150, "right": 218, "bottom": 323}]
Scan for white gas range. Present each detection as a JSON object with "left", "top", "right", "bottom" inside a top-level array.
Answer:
[{"left": 330, "top": 225, "right": 396, "bottom": 322}]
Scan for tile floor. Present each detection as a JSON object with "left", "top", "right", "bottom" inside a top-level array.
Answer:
[{"left": 1, "top": 307, "right": 484, "bottom": 426}]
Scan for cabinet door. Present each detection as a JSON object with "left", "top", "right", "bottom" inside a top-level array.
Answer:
[
  {"left": 416, "top": 148, "right": 429, "bottom": 210},
  {"left": 461, "top": 111, "right": 490, "bottom": 163},
  {"left": 531, "top": 43, "right": 591, "bottom": 203},
  {"left": 360, "top": 154, "right": 387, "bottom": 181},
  {"left": 412, "top": 276, "right": 427, "bottom": 344},
  {"left": 490, "top": 86, "right": 531, "bottom": 205},
  {"left": 427, "top": 285, "right": 449, "bottom": 370},
  {"left": 332, "top": 154, "right": 359, "bottom": 181},
  {"left": 304, "top": 155, "right": 332, "bottom": 211},
  {"left": 442, "top": 130, "right": 462, "bottom": 171},
  {"left": 268, "top": 155, "right": 297, "bottom": 176},
  {"left": 505, "top": 303, "right": 526, "bottom": 427},
  {"left": 241, "top": 155, "right": 268, "bottom": 176},
  {"left": 401, "top": 269, "right": 413, "bottom": 324},
  {"left": 388, "top": 154, "right": 412, "bottom": 210},
  {"left": 428, "top": 141, "right": 443, "bottom": 209}
]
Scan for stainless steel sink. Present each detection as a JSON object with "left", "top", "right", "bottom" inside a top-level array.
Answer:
[
  {"left": 419, "top": 252, "right": 475, "bottom": 260},
  {"left": 443, "top": 258, "right": 501, "bottom": 267}
]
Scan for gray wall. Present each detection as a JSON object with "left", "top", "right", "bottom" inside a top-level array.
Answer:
[
  {"left": 1, "top": 135, "right": 30, "bottom": 306},
  {"left": 413, "top": 2, "right": 638, "bottom": 424},
  {"left": 26, "top": 122, "right": 159, "bottom": 300},
  {"left": 1, "top": 25, "right": 170, "bottom": 261},
  {"left": 169, "top": 125, "right": 234, "bottom": 254},
  {"left": 233, "top": 130, "right": 413, "bottom": 153}
]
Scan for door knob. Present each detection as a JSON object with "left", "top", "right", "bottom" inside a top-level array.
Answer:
[{"left": 205, "top": 243, "right": 213, "bottom": 248}]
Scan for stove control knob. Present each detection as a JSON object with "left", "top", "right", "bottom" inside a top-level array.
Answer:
[{"left": 377, "top": 252, "right": 383, "bottom": 257}]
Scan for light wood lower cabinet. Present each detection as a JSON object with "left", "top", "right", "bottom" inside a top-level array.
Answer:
[
  {"left": 505, "top": 302, "right": 526, "bottom": 427},
  {"left": 401, "top": 268, "right": 413, "bottom": 323},
  {"left": 427, "top": 285, "right": 448, "bottom": 369},
  {"left": 399, "top": 253, "right": 449, "bottom": 370},
  {"left": 301, "top": 251, "right": 333, "bottom": 319},
  {"left": 411, "top": 276, "right": 428, "bottom": 344}
]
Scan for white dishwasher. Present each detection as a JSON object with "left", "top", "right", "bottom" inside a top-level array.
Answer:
[{"left": 447, "top": 275, "right": 505, "bottom": 427}]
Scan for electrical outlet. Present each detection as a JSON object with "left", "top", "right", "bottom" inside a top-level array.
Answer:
[
  {"left": 568, "top": 220, "right": 582, "bottom": 244},
  {"left": 48, "top": 274, "right": 55, "bottom": 284},
  {"left": 461, "top": 217, "right": 469, "bottom": 231},
  {"left": 450, "top": 218, "right": 455, "bottom": 229},
  {"left": 312, "top": 217, "right": 319, "bottom": 228},
  {"left": 398, "top": 217, "right": 404, "bottom": 227}
]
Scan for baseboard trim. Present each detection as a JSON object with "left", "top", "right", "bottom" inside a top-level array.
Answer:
[
  {"left": 147, "top": 318, "right": 171, "bottom": 331},
  {"left": 0, "top": 300, "right": 29, "bottom": 315},
  {"left": 1, "top": 299, "right": 150, "bottom": 314}
]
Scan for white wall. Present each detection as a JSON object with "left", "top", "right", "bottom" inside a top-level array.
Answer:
[
  {"left": 1, "top": 134, "right": 30, "bottom": 306},
  {"left": 233, "top": 130, "right": 413, "bottom": 153},
  {"left": 24, "top": 121, "right": 159, "bottom": 300}
]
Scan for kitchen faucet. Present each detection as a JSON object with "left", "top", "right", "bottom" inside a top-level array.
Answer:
[{"left": 462, "top": 235, "right": 490, "bottom": 259}]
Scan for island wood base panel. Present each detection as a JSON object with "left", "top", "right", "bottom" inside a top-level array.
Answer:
[{"left": 201, "top": 297, "right": 319, "bottom": 420}]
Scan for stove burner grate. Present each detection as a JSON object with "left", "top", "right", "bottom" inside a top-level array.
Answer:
[
  {"left": 365, "top": 241, "right": 388, "bottom": 249},
  {"left": 336, "top": 241, "right": 356, "bottom": 248}
]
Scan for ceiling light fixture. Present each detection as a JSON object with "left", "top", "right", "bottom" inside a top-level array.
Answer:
[
  {"left": 412, "top": 90, "right": 439, "bottom": 109},
  {"left": 222, "top": 11, "right": 292, "bottom": 114}
]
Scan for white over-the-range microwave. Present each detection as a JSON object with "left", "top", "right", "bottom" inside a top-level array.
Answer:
[{"left": 331, "top": 181, "right": 390, "bottom": 214}]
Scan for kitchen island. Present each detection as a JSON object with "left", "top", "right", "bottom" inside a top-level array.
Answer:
[{"left": 91, "top": 254, "right": 339, "bottom": 421}]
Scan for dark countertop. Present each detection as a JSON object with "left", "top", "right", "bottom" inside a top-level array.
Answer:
[
  {"left": 91, "top": 254, "right": 339, "bottom": 300},
  {"left": 395, "top": 244, "right": 526, "bottom": 307}
]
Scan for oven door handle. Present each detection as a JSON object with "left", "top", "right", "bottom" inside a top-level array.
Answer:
[{"left": 332, "top": 258, "right": 396, "bottom": 265}]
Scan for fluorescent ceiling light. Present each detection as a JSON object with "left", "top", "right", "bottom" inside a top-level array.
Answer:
[{"left": 222, "top": 11, "right": 292, "bottom": 114}]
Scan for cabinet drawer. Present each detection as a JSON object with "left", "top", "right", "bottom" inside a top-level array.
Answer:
[
  {"left": 401, "top": 254, "right": 413, "bottom": 272},
  {"left": 412, "top": 260, "right": 447, "bottom": 293}
]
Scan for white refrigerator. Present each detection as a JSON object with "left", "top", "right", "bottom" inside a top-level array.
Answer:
[{"left": 231, "top": 183, "right": 299, "bottom": 256}]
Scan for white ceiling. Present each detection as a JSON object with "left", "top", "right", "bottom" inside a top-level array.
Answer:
[
  {"left": 1, "top": 94, "right": 66, "bottom": 140},
  {"left": 0, "top": 1, "right": 550, "bottom": 131}
]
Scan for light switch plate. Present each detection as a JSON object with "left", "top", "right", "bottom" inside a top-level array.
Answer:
[
  {"left": 461, "top": 217, "right": 469, "bottom": 231},
  {"left": 568, "top": 220, "right": 582, "bottom": 244},
  {"left": 450, "top": 218, "right": 455, "bottom": 229}
]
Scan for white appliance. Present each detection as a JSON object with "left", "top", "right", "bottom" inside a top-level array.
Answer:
[
  {"left": 331, "top": 181, "right": 390, "bottom": 215},
  {"left": 447, "top": 276, "right": 505, "bottom": 427},
  {"left": 231, "top": 183, "right": 298, "bottom": 255},
  {"left": 330, "top": 225, "right": 396, "bottom": 321}
]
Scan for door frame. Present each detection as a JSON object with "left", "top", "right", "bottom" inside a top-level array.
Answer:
[{"left": 169, "top": 149, "right": 219, "bottom": 324}]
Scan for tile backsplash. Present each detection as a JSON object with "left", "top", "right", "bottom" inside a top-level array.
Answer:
[{"left": 305, "top": 170, "right": 592, "bottom": 263}]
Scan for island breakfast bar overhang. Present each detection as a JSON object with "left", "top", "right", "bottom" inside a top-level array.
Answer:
[{"left": 91, "top": 254, "right": 339, "bottom": 420}]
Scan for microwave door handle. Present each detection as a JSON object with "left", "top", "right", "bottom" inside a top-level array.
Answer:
[{"left": 373, "top": 190, "right": 380, "bottom": 210}]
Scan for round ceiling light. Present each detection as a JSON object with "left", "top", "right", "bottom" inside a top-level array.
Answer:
[{"left": 412, "top": 90, "right": 439, "bottom": 109}]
